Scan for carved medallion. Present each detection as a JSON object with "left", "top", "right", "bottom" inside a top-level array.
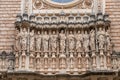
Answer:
[{"left": 33, "top": 0, "right": 43, "bottom": 9}]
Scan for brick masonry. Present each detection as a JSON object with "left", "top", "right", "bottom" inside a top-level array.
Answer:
[
  {"left": 0, "top": 0, "right": 120, "bottom": 52},
  {"left": 106, "top": 0, "right": 120, "bottom": 52},
  {"left": 0, "top": 0, "right": 21, "bottom": 52}
]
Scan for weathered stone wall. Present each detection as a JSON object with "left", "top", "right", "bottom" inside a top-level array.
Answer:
[
  {"left": 0, "top": 0, "right": 21, "bottom": 52},
  {"left": 106, "top": 0, "right": 120, "bottom": 52}
]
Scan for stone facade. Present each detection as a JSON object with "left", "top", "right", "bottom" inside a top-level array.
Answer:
[{"left": 0, "top": 0, "right": 120, "bottom": 80}]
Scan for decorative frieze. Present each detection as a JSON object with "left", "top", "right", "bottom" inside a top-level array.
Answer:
[{"left": 14, "top": 12, "right": 114, "bottom": 74}]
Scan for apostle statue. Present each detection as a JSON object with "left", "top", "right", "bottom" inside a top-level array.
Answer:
[
  {"left": 21, "top": 28, "right": 28, "bottom": 50},
  {"left": 50, "top": 31, "right": 58, "bottom": 52},
  {"left": 106, "top": 30, "right": 111, "bottom": 50},
  {"left": 36, "top": 31, "right": 42, "bottom": 51},
  {"left": 68, "top": 31, "right": 75, "bottom": 51},
  {"left": 15, "top": 29, "right": 21, "bottom": 52},
  {"left": 43, "top": 31, "right": 49, "bottom": 52},
  {"left": 90, "top": 29, "right": 95, "bottom": 51},
  {"left": 83, "top": 30, "right": 89, "bottom": 52},
  {"left": 97, "top": 28, "right": 105, "bottom": 49},
  {"left": 30, "top": 29, "right": 35, "bottom": 51},
  {"left": 59, "top": 30, "right": 66, "bottom": 52},
  {"left": 75, "top": 30, "right": 83, "bottom": 52}
]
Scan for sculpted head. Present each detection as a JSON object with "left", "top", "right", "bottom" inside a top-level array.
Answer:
[
  {"left": 38, "top": 31, "right": 40, "bottom": 34},
  {"left": 60, "top": 29, "right": 64, "bottom": 33},
  {"left": 44, "top": 31, "right": 47, "bottom": 34},
  {"left": 77, "top": 30, "right": 81, "bottom": 34},
  {"left": 85, "top": 30, "right": 87, "bottom": 34},
  {"left": 69, "top": 31, "right": 73, "bottom": 34},
  {"left": 23, "top": 28, "right": 26, "bottom": 32},
  {"left": 52, "top": 31, "right": 56, "bottom": 34},
  {"left": 99, "top": 27, "right": 102, "bottom": 31}
]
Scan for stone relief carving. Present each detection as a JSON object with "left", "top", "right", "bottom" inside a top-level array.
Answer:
[
  {"left": 97, "top": 28, "right": 105, "bottom": 49},
  {"left": 43, "top": 31, "right": 49, "bottom": 52},
  {"left": 21, "top": 28, "right": 28, "bottom": 50},
  {"left": 75, "top": 30, "right": 83, "bottom": 52},
  {"left": 90, "top": 29, "right": 95, "bottom": 50},
  {"left": 36, "top": 31, "right": 42, "bottom": 51},
  {"left": 106, "top": 30, "right": 111, "bottom": 50},
  {"left": 32, "top": 0, "right": 93, "bottom": 10},
  {"left": 50, "top": 31, "right": 58, "bottom": 52},
  {"left": 68, "top": 31, "right": 75, "bottom": 51},
  {"left": 33, "top": 0, "right": 43, "bottom": 9},
  {"left": 14, "top": 13, "right": 113, "bottom": 74},
  {"left": 59, "top": 30, "right": 66, "bottom": 52},
  {"left": 83, "top": 30, "right": 89, "bottom": 52},
  {"left": 30, "top": 30, "right": 35, "bottom": 51},
  {"left": 15, "top": 29, "right": 21, "bottom": 52}
]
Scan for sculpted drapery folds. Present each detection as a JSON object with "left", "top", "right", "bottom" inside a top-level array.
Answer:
[
  {"left": 59, "top": 30, "right": 66, "bottom": 52},
  {"left": 15, "top": 29, "right": 21, "bottom": 52},
  {"left": 83, "top": 30, "right": 89, "bottom": 52},
  {"left": 106, "top": 30, "right": 111, "bottom": 50},
  {"left": 97, "top": 28, "right": 105, "bottom": 49},
  {"left": 75, "top": 30, "right": 83, "bottom": 52},
  {"left": 30, "top": 30, "right": 35, "bottom": 51},
  {"left": 50, "top": 31, "right": 58, "bottom": 52},
  {"left": 21, "top": 28, "right": 28, "bottom": 50},
  {"left": 36, "top": 31, "right": 42, "bottom": 51},
  {"left": 68, "top": 31, "right": 75, "bottom": 51},
  {"left": 90, "top": 29, "right": 95, "bottom": 51},
  {"left": 43, "top": 31, "right": 49, "bottom": 52}
]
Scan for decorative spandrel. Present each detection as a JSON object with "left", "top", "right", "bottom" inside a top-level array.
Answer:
[{"left": 32, "top": 0, "right": 93, "bottom": 10}]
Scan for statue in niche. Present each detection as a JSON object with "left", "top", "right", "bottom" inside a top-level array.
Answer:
[
  {"left": 90, "top": 29, "right": 95, "bottom": 50},
  {"left": 83, "top": 30, "right": 89, "bottom": 52},
  {"left": 30, "top": 29, "right": 35, "bottom": 51},
  {"left": 59, "top": 30, "right": 66, "bottom": 52},
  {"left": 15, "top": 29, "right": 21, "bottom": 52},
  {"left": 75, "top": 30, "right": 83, "bottom": 52},
  {"left": 68, "top": 31, "right": 75, "bottom": 51},
  {"left": 97, "top": 28, "right": 105, "bottom": 49},
  {"left": 50, "top": 31, "right": 58, "bottom": 52},
  {"left": 51, "top": 53, "right": 56, "bottom": 69},
  {"left": 21, "top": 28, "right": 28, "bottom": 50},
  {"left": 106, "top": 30, "right": 111, "bottom": 50},
  {"left": 36, "top": 31, "right": 42, "bottom": 51},
  {"left": 43, "top": 31, "right": 49, "bottom": 52}
]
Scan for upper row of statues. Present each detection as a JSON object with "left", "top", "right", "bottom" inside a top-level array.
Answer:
[{"left": 15, "top": 27, "right": 111, "bottom": 53}]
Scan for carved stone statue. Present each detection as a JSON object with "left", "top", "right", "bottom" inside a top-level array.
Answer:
[
  {"left": 83, "top": 30, "right": 89, "bottom": 52},
  {"left": 15, "top": 29, "right": 21, "bottom": 52},
  {"left": 21, "top": 28, "right": 28, "bottom": 50},
  {"left": 75, "top": 30, "right": 83, "bottom": 52},
  {"left": 68, "top": 31, "right": 75, "bottom": 51},
  {"left": 36, "top": 31, "right": 42, "bottom": 51},
  {"left": 106, "top": 30, "right": 111, "bottom": 50},
  {"left": 30, "top": 30, "right": 35, "bottom": 51},
  {"left": 50, "top": 31, "right": 58, "bottom": 52},
  {"left": 90, "top": 29, "right": 95, "bottom": 50},
  {"left": 43, "top": 31, "right": 49, "bottom": 52},
  {"left": 97, "top": 28, "right": 105, "bottom": 49},
  {"left": 59, "top": 30, "right": 66, "bottom": 52}
]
